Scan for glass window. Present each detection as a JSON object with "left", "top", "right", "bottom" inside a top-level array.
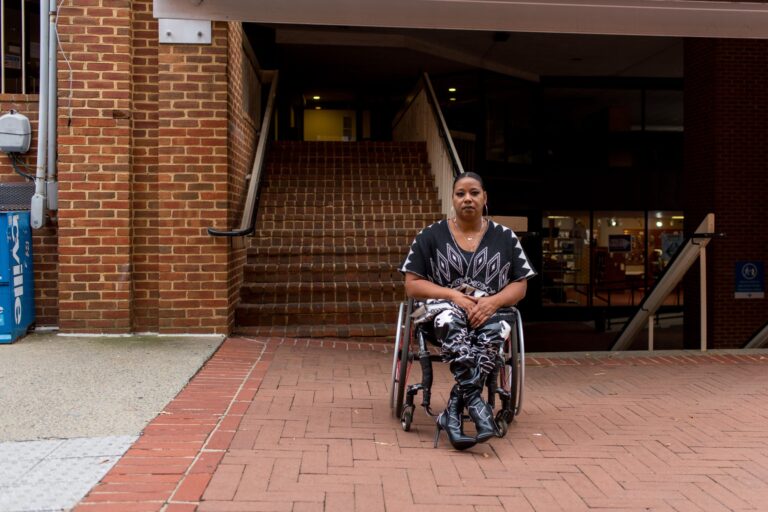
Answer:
[
  {"left": 592, "top": 212, "right": 646, "bottom": 307},
  {"left": 647, "top": 211, "right": 684, "bottom": 306},
  {"left": 541, "top": 211, "right": 590, "bottom": 306}
]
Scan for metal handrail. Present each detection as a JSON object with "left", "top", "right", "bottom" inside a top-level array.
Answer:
[
  {"left": 392, "top": 72, "right": 464, "bottom": 178},
  {"left": 610, "top": 214, "right": 722, "bottom": 351},
  {"left": 208, "top": 70, "right": 279, "bottom": 238}
]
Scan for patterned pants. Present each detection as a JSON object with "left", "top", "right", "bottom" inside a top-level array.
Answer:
[{"left": 432, "top": 306, "right": 514, "bottom": 392}]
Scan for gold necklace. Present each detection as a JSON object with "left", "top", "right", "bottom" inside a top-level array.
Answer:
[{"left": 453, "top": 217, "right": 486, "bottom": 242}]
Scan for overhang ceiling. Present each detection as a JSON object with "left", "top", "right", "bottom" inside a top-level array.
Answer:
[{"left": 155, "top": 0, "right": 768, "bottom": 39}]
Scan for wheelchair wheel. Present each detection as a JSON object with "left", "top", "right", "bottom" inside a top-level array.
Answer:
[
  {"left": 391, "top": 301, "right": 413, "bottom": 418},
  {"left": 390, "top": 303, "right": 405, "bottom": 410},
  {"left": 400, "top": 404, "right": 414, "bottom": 431},
  {"left": 499, "top": 308, "right": 525, "bottom": 419}
]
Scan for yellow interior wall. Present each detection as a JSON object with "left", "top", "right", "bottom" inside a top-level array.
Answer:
[{"left": 303, "top": 110, "right": 356, "bottom": 141}]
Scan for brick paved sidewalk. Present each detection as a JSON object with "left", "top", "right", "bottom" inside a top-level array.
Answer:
[{"left": 75, "top": 338, "right": 768, "bottom": 511}]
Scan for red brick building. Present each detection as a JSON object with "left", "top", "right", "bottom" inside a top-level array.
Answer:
[{"left": 0, "top": 1, "right": 765, "bottom": 349}]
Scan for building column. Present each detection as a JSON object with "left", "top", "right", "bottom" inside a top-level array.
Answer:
[
  {"left": 156, "top": 22, "right": 230, "bottom": 334},
  {"left": 683, "top": 38, "right": 768, "bottom": 348},
  {"left": 57, "top": 1, "right": 134, "bottom": 332}
]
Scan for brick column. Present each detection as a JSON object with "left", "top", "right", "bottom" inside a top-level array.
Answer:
[
  {"left": 156, "top": 22, "right": 230, "bottom": 333},
  {"left": 131, "top": 0, "right": 159, "bottom": 332},
  {"left": 226, "top": 23, "right": 258, "bottom": 330},
  {"left": 57, "top": 1, "right": 133, "bottom": 332},
  {"left": 683, "top": 38, "right": 768, "bottom": 348}
]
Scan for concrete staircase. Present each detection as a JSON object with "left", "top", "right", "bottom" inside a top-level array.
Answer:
[{"left": 235, "top": 140, "right": 443, "bottom": 341}]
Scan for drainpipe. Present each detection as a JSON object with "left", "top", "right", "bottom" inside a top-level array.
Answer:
[
  {"left": 31, "top": 0, "right": 49, "bottom": 229},
  {"left": 46, "top": 0, "right": 58, "bottom": 212}
]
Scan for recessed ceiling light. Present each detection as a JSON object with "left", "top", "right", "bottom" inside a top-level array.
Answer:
[
  {"left": 448, "top": 87, "right": 457, "bottom": 92},
  {"left": 312, "top": 95, "right": 320, "bottom": 100},
  {"left": 449, "top": 97, "right": 456, "bottom": 102}
]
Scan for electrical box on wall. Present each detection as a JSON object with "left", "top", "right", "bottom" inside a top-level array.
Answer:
[{"left": 0, "top": 111, "right": 31, "bottom": 153}]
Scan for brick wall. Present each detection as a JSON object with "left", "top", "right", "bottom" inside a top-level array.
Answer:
[
  {"left": 684, "top": 38, "right": 768, "bottom": 348},
  {"left": 225, "top": 23, "right": 258, "bottom": 330},
  {"left": 156, "top": 21, "right": 230, "bottom": 333},
  {"left": 131, "top": 0, "right": 159, "bottom": 332},
  {"left": 0, "top": 96, "right": 58, "bottom": 327},
  {"left": 57, "top": 1, "right": 133, "bottom": 333}
]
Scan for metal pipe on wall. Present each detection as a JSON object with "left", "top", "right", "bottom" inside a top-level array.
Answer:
[
  {"left": 46, "top": 0, "right": 58, "bottom": 211},
  {"left": 31, "top": 0, "right": 51, "bottom": 229}
]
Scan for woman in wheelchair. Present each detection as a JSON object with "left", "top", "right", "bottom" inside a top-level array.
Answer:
[{"left": 400, "top": 172, "right": 536, "bottom": 450}]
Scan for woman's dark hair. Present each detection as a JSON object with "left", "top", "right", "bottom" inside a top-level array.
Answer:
[{"left": 453, "top": 171, "right": 485, "bottom": 190}]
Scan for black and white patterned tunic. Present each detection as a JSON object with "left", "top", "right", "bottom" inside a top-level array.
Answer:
[{"left": 400, "top": 219, "right": 536, "bottom": 294}]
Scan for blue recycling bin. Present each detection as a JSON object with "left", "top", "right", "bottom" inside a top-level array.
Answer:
[{"left": 0, "top": 211, "right": 34, "bottom": 343}]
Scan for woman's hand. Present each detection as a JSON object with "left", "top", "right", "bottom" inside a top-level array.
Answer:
[
  {"left": 450, "top": 290, "right": 478, "bottom": 315},
  {"left": 467, "top": 296, "right": 500, "bottom": 328}
]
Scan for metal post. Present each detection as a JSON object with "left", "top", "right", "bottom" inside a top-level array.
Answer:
[
  {"left": 699, "top": 246, "right": 707, "bottom": 351},
  {"left": 31, "top": 0, "right": 50, "bottom": 229},
  {"left": 648, "top": 315, "right": 654, "bottom": 351},
  {"left": 1, "top": 0, "right": 5, "bottom": 94},
  {"left": 21, "top": 0, "right": 25, "bottom": 94},
  {"left": 46, "top": 0, "right": 58, "bottom": 210}
]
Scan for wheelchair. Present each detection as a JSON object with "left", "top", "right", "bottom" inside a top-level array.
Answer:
[{"left": 390, "top": 298, "right": 526, "bottom": 438}]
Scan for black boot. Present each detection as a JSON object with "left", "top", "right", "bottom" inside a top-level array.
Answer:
[
  {"left": 463, "top": 387, "right": 500, "bottom": 443},
  {"left": 451, "top": 364, "right": 500, "bottom": 443},
  {"left": 434, "top": 387, "right": 476, "bottom": 450}
]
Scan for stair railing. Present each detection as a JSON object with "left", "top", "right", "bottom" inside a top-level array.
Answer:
[
  {"left": 744, "top": 320, "right": 768, "bottom": 349},
  {"left": 393, "top": 72, "right": 464, "bottom": 217},
  {"left": 208, "top": 70, "right": 279, "bottom": 246},
  {"left": 610, "top": 213, "right": 724, "bottom": 351}
]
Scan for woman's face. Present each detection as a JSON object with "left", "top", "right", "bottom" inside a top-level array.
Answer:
[{"left": 452, "top": 177, "right": 486, "bottom": 220}]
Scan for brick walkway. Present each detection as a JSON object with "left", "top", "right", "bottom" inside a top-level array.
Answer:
[{"left": 74, "top": 338, "right": 768, "bottom": 511}]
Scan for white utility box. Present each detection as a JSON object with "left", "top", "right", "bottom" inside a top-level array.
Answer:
[{"left": 0, "top": 111, "right": 31, "bottom": 153}]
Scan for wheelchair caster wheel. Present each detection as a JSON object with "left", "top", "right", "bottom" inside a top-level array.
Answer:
[
  {"left": 401, "top": 405, "right": 414, "bottom": 432},
  {"left": 495, "top": 410, "right": 512, "bottom": 437}
]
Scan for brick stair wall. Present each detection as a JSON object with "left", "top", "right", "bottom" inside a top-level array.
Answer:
[{"left": 235, "top": 140, "right": 443, "bottom": 341}]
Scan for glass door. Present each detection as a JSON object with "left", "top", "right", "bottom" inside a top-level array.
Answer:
[{"left": 541, "top": 211, "right": 590, "bottom": 306}]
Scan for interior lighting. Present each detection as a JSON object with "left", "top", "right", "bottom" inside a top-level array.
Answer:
[
  {"left": 312, "top": 95, "right": 320, "bottom": 100},
  {"left": 609, "top": 218, "right": 618, "bottom": 227},
  {"left": 671, "top": 215, "right": 685, "bottom": 220},
  {"left": 315, "top": 106, "right": 321, "bottom": 110},
  {"left": 656, "top": 220, "right": 664, "bottom": 228},
  {"left": 448, "top": 87, "right": 457, "bottom": 92},
  {"left": 449, "top": 97, "right": 456, "bottom": 101},
  {"left": 655, "top": 211, "right": 663, "bottom": 218}
]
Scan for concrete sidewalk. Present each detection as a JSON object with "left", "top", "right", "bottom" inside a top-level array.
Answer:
[
  {"left": 57, "top": 337, "right": 768, "bottom": 512},
  {"left": 0, "top": 333, "right": 224, "bottom": 511}
]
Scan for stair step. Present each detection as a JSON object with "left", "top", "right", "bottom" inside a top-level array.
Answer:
[
  {"left": 259, "top": 198, "right": 441, "bottom": 208},
  {"left": 253, "top": 221, "right": 436, "bottom": 231},
  {"left": 256, "top": 212, "right": 441, "bottom": 221},
  {"left": 262, "top": 184, "right": 436, "bottom": 194},
  {"left": 236, "top": 301, "right": 401, "bottom": 326},
  {"left": 263, "top": 166, "right": 430, "bottom": 176},
  {"left": 254, "top": 205, "right": 441, "bottom": 216},
  {"left": 260, "top": 192, "right": 435, "bottom": 202},
  {"left": 262, "top": 176, "right": 435, "bottom": 186},
  {"left": 255, "top": 215, "right": 442, "bottom": 231},
  {"left": 240, "top": 281, "right": 403, "bottom": 303},
  {"left": 234, "top": 323, "right": 396, "bottom": 342},
  {"left": 244, "top": 261, "right": 402, "bottom": 283},
  {"left": 246, "top": 246, "right": 405, "bottom": 265},
  {"left": 249, "top": 228, "right": 417, "bottom": 249}
]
